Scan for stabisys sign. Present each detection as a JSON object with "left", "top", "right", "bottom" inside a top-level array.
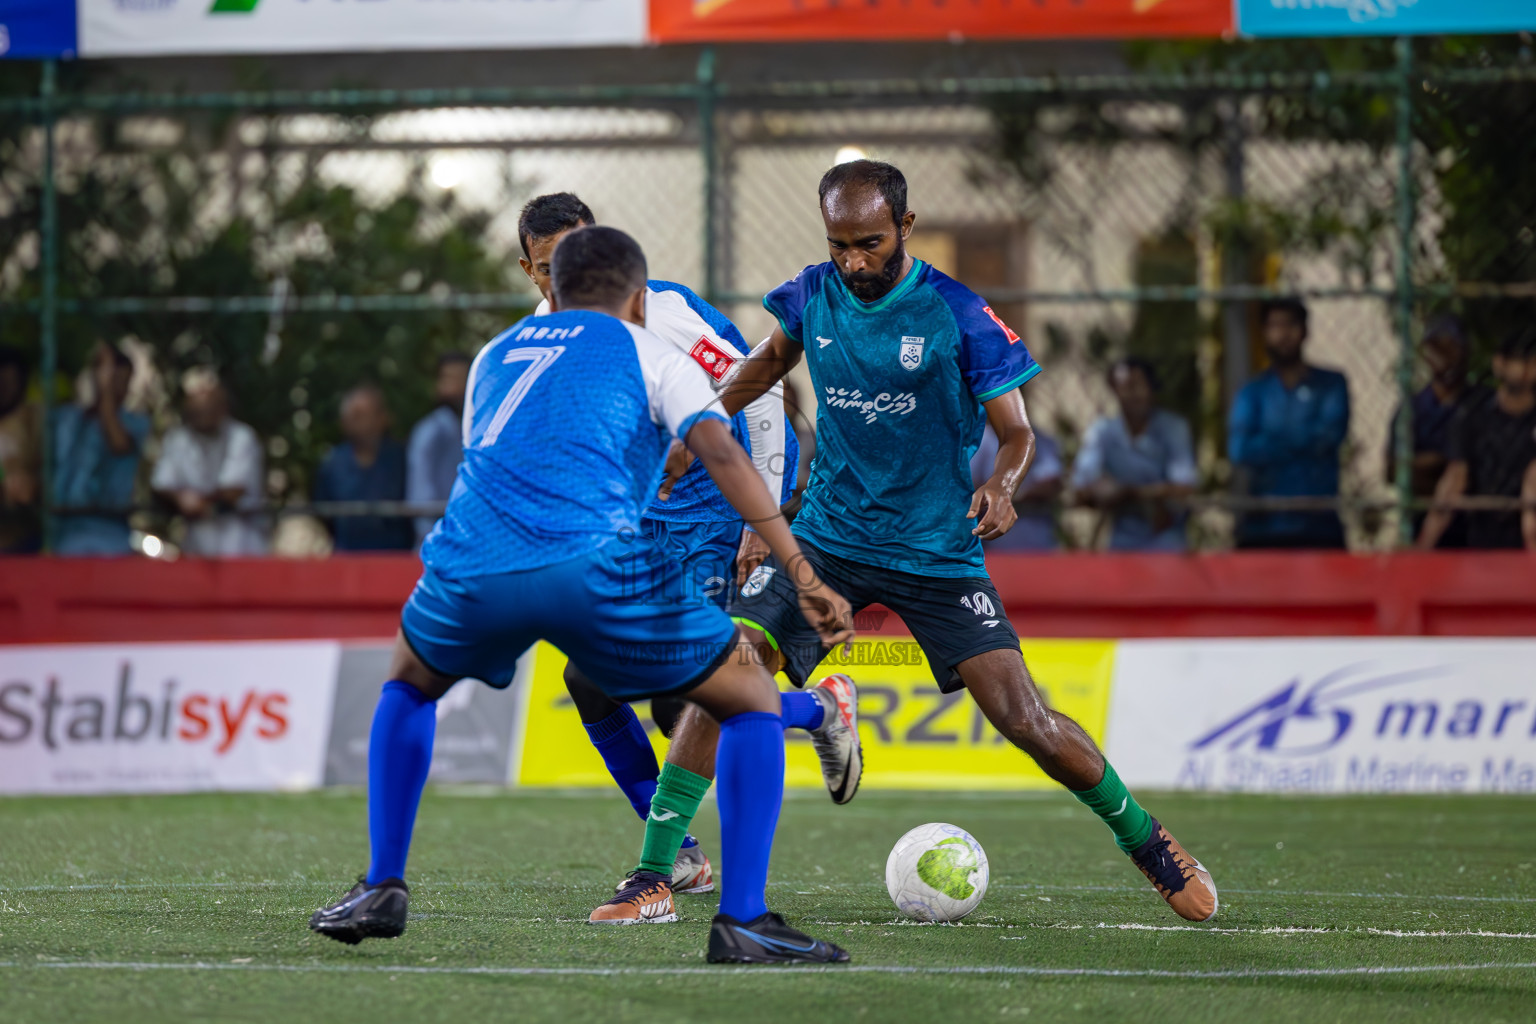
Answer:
[
  {"left": 0, "top": 642, "right": 338, "bottom": 793},
  {"left": 1105, "top": 639, "right": 1536, "bottom": 794}
]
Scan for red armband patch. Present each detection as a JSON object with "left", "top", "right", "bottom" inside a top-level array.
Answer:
[
  {"left": 982, "top": 305, "right": 1021, "bottom": 344},
  {"left": 689, "top": 336, "right": 736, "bottom": 381}
]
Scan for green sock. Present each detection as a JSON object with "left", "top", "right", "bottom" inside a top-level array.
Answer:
[
  {"left": 636, "top": 762, "right": 712, "bottom": 875},
  {"left": 1070, "top": 761, "right": 1154, "bottom": 854}
]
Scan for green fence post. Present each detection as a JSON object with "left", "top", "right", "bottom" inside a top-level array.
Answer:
[
  {"left": 697, "top": 47, "right": 718, "bottom": 306},
  {"left": 39, "top": 59, "right": 59, "bottom": 554},
  {"left": 1393, "top": 37, "right": 1416, "bottom": 548}
]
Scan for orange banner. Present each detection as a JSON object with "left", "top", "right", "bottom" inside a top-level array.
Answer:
[{"left": 650, "top": 0, "right": 1231, "bottom": 43}]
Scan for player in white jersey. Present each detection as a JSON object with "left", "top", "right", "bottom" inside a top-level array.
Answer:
[
  {"left": 515, "top": 195, "right": 862, "bottom": 922},
  {"left": 309, "top": 225, "right": 855, "bottom": 963}
]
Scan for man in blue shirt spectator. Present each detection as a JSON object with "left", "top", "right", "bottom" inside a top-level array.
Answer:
[
  {"left": 316, "top": 384, "right": 413, "bottom": 552},
  {"left": 1072, "top": 357, "right": 1199, "bottom": 551},
  {"left": 51, "top": 344, "right": 150, "bottom": 556},
  {"left": 406, "top": 352, "right": 471, "bottom": 546},
  {"left": 1387, "top": 315, "right": 1478, "bottom": 548},
  {"left": 1229, "top": 298, "right": 1351, "bottom": 549}
]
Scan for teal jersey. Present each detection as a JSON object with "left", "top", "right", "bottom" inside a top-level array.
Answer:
[{"left": 764, "top": 260, "right": 1041, "bottom": 577}]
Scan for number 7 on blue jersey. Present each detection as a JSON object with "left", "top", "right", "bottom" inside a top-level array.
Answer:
[{"left": 478, "top": 346, "right": 566, "bottom": 448}]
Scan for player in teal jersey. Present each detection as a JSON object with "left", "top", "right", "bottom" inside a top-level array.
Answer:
[{"left": 704, "top": 160, "right": 1219, "bottom": 922}]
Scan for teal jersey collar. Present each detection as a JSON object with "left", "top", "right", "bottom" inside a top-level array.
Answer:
[{"left": 831, "top": 259, "right": 928, "bottom": 315}]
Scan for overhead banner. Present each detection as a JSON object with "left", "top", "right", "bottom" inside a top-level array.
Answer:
[
  {"left": 517, "top": 639, "right": 1118, "bottom": 791},
  {"left": 650, "top": 0, "right": 1232, "bottom": 42},
  {"left": 1106, "top": 639, "right": 1536, "bottom": 795},
  {"left": 0, "top": 641, "right": 338, "bottom": 794},
  {"left": 78, "top": 0, "right": 646, "bottom": 58},
  {"left": 0, "top": 0, "right": 77, "bottom": 58},
  {"left": 1238, "top": 0, "right": 1534, "bottom": 36}
]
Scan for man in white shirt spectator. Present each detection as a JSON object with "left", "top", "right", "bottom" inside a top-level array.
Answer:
[{"left": 151, "top": 375, "right": 268, "bottom": 556}]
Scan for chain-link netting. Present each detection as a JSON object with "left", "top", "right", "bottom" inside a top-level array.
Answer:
[{"left": 0, "top": 51, "right": 1531, "bottom": 555}]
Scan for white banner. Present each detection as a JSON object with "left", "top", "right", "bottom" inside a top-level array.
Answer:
[
  {"left": 78, "top": 0, "right": 646, "bottom": 58},
  {"left": 1106, "top": 639, "right": 1536, "bottom": 795},
  {"left": 0, "top": 641, "right": 339, "bottom": 794}
]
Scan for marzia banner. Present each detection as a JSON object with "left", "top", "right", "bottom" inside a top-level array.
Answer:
[
  {"left": 1106, "top": 639, "right": 1536, "bottom": 794},
  {"left": 78, "top": 0, "right": 645, "bottom": 58}
]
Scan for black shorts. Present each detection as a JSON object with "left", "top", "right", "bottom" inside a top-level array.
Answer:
[{"left": 730, "top": 541, "right": 1021, "bottom": 694}]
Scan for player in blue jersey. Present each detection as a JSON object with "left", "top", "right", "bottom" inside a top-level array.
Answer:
[
  {"left": 308, "top": 225, "right": 855, "bottom": 964},
  {"left": 696, "top": 160, "right": 1219, "bottom": 922},
  {"left": 514, "top": 194, "right": 862, "bottom": 923}
]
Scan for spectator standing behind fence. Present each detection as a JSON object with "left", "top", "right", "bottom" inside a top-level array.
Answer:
[
  {"left": 0, "top": 346, "right": 41, "bottom": 552},
  {"left": 1418, "top": 329, "right": 1536, "bottom": 551},
  {"left": 150, "top": 376, "right": 268, "bottom": 557},
  {"left": 316, "top": 384, "right": 413, "bottom": 552},
  {"left": 50, "top": 344, "right": 149, "bottom": 556},
  {"left": 1388, "top": 315, "right": 1479, "bottom": 548},
  {"left": 406, "top": 352, "right": 471, "bottom": 546},
  {"left": 1228, "top": 299, "right": 1350, "bottom": 550},
  {"left": 1071, "top": 358, "right": 1199, "bottom": 551},
  {"left": 969, "top": 421, "right": 1063, "bottom": 551}
]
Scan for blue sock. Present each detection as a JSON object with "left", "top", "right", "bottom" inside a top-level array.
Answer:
[
  {"left": 366, "top": 681, "right": 437, "bottom": 885},
  {"left": 584, "top": 705, "right": 660, "bottom": 820},
  {"left": 781, "top": 691, "right": 824, "bottom": 731},
  {"left": 715, "top": 710, "right": 784, "bottom": 922}
]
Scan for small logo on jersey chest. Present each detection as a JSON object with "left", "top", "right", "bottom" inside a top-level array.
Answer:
[
  {"left": 899, "top": 336, "right": 925, "bottom": 371},
  {"left": 689, "top": 336, "right": 736, "bottom": 381},
  {"left": 817, "top": 336, "right": 834, "bottom": 349}
]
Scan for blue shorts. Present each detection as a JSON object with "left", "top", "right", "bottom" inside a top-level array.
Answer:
[
  {"left": 642, "top": 516, "right": 744, "bottom": 611},
  {"left": 400, "top": 532, "right": 741, "bottom": 700}
]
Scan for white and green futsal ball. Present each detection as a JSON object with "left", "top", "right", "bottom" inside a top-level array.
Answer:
[{"left": 885, "top": 822, "right": 990, "bottom": 922}]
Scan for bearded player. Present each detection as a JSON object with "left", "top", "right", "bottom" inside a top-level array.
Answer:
[
  {"left": 516, "top": 194, "right": 863, "bottom": 923},
  {"left": 696, "top": 160, "right": 1218, "bottom": 922}
]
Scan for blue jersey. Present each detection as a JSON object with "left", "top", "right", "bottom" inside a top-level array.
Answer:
[
  {"left": 536, "top": 281, "right": 799, "bottom": 524},
  {"left": 764, "top": 260, "right": 1040, "bottom": 577},
  {"left": 421, "top": 310, "right": 725, "bottom": 578}
]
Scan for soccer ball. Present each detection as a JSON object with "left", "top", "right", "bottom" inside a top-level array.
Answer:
[{"left": 885, "top": 822, "right": 989, "bottom": 922}]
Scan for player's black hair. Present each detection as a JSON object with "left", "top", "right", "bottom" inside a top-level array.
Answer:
[
  {"left": 436, "top": 351, "right": 472, "bottom": 371},
  {"left": 517, "top": 192, "right": 595, "bottom": 258},
  {"left": 1498, "top": 325, "right": 1536, "bottom": 360},
  {"left": 0, "top": 345, "right": 30, "bottom": 381},
  {"left": 1259, "top": 297, "right": 1309, "bottom": 336},
  {"left": 818, "top": 159, "right": 908, "bottom": 229},
  {"left": 550, "top": 225, "right": 647, "bottom": 311},
  {"left": 1108, "top": 356, "right": 1160, "bottom": 393}
]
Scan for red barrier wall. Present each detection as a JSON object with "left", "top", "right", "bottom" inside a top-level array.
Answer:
[{"left": 2, "top": 553, "right": 1532, "bottom": 644}]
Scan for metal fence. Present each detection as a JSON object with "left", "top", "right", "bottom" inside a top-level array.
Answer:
[{"left": 0, "top": 41, "right": 1533, "bottom": 555}]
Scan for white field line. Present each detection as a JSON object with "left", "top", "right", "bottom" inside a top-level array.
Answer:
[
  {"left": 1, "top": 960, "right": 1535, "bottom": 980},
  {"left": 7, "top": 880, "right": 1536, "bottom": 905},
  {"left": 809, "top": 920, "right": 1536, "bottom": 939}
]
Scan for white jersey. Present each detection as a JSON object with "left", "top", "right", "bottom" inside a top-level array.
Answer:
[{"left": 536, "top": 280, "right": 790, "bottom": 521}]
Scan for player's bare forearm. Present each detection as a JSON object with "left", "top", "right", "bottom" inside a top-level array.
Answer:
[
  {"left": 970, "top": 390, "right": 1035, "bottom": 540},
  {"left": 1417, "top": 460, "right": 1468, "bottom": 550},
  {"left": 720, "top": 327, "right": 802, "bottom": 418},
  {"left": 686, "top": 416, "right": 854, "bottom": 647},
  {"left": 686, "top": 418, "right": 799, "bottom": 566}
]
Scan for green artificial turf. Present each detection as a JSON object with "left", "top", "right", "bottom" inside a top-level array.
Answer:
[{"left": 1, "top": 789, "right": 1533, "bottom": 1022}]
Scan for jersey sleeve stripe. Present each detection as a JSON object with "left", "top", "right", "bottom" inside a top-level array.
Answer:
[
  {"left": 761, "top": 297, "right": 801, "bottom": 343},
  {"left": 974, "top": 362, "right": 1043, "bottom": 403},
  {"left": 675, "top": 409, "right": 730, "bottom": 441}
]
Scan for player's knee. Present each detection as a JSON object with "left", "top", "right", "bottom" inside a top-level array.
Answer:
[{"left": 996, "top": 704, "right": 1060, "bottom": 756}]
